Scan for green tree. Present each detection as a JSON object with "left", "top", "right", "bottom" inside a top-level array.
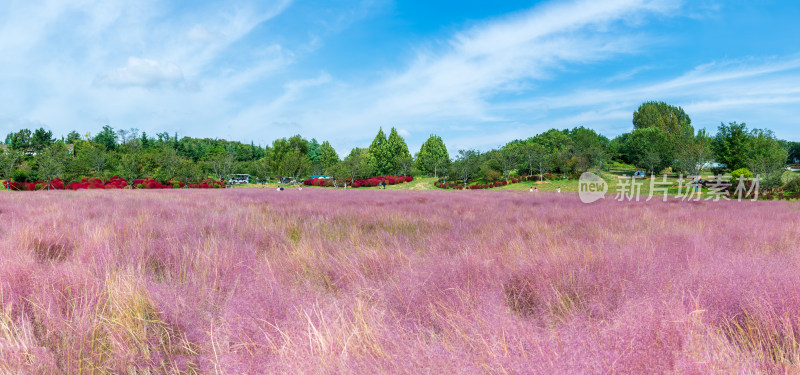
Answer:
[
  {"left": 158, "top": 147, "right": 182, "bottom": 181},
  {"left": 674, "top": 129, "right": 711, "bottom": 176},
  {"left": 175, "top": 158, "right": 202, "bottom": 184},
  {"left": 319, "top": 141, "right": 340, "bottom": 175},
  {"left": 415, "top": 134, "right": 449, "bottom": 177},
  {"left": 140, "top": 132, "right": 151, "bottom": 149},
  {"left": 633, "top": 101, "right": 692, "bottom": 137},
  {"left": 281, "top": 148, "right": 310, "bottom": 183},
  {"left": 0, "top": 148, "right": 22, "bottom": 186},
  {"left": 342, "top": 147, "right": 372, "bottom": 183},
  {"left": 452, "top": 149, "right": 481, "bottom": 188},
  {"left": 37, "top": 143, "right": 71, "bottom": 189},
  {"left": 326, "top": 161, "right": 346, "bottom": 187},
  {"left": 287, "top": 135, "right": 309, "bottom": 155},
  {"left": 118, "top": 153, "right": 143, "bottom": 188},
  {"left": 7, "top": 129, "right": 32, "bottom": 151},
  {"left": 386, "top": 127, "right": 411, "bottom": 174},
  {"left": 712, "top": 122, "right": 750, "bottom": 171},
  {"left": 66, "top": 131, "right": 81, "bottom": 144},
  {"left": 254, "top": 156, "right": 275, "bottom": 184},
  {"left": 568, "top": 126, "right": 609, "bottom": 171},
  {"left": 94, "top": 125, "right": 117, "bottom": 150},
  {"left": 621, "top": 127, "right": 671, "bottom": 174},
  {"left": 270, "top": 137, "right": 308, "bottom": 179},
  {"left": 394, "top": 154, "right": 413, "bottom": 176},
  {"left": 532, "top": 129, "right": 573, "bottom": 173},
  {"left": 81, "top": 143, "right": 108, "bottom": 176},
  {"left": 632, "top": 101, "right": 694, "bottom": 170},
  {"left": 368, "top": 128, "right": 391, "bottom": 175},
  {"left": 156, "top": 132, "right": 169, "bottom": 143},
  {"left": 520, "top": 142, "right": 548, "bottom": 180},
  {"left": 31, "top": 128, "right": 54, "bottom": 154},
  {"left": 494, "top": 144, "right": 521, "bottom": 182},
  {"left": 788, "top": 142, "right": 800, "bottom": 164},
  {"left": 307, "top": 138, "right": 322, "bottom": 175},
  {"left": 746, "top": 128, "right": 787, "bottom": 190},
  {"left": 208, "top": 151, "right": 235, "bottom": 180}
]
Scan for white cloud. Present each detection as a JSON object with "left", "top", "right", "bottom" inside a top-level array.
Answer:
[{"left": 93, "top": 57, "right": 192, "bottom": 89}]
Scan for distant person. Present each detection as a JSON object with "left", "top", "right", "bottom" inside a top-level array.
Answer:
[
  {"left": 529, "top": 187, "right": 533, "bottom": 192},
  {"left": 534, "top": 187, "right": 539, "bottom": 192},
  {"left": 556, "top": 187, "right": 561, "bottom": 193}
]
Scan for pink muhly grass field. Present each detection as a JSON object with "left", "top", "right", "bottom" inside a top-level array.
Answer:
[{"left": 0, "top": 189, "right": 799, "bottom": 373}]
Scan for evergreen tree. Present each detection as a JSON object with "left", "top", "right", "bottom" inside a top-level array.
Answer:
[
  {"left": 31, "top": 128, "right": 54, "bottom": 154},
  {"left": 66, "top": 131, "right": 81, "bottom": 144},
  {"left": 7, "top": 129, "right": 32, "bottom": 151},
  {"left": 386, "top": 127, "right": 410, "bottom": 174},
  {"left": 368, "top": 128, "right": 391, "bottom": 175},
  {"left": 307, "top": 138, "right": 321, "bottom": 163},
  {"left": 307, "top": 138, "right": 322, "bottom": 175},
  {"left": 94, "top": 125, "right": 117, "bottom": 150}
]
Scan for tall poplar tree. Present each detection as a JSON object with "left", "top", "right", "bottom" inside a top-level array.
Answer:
[
  {"left": 368, "top": 128, "right": 391, "bottom": 175},
  {"left": 386, "top": 127, "right": 411, "bottom": 174}
]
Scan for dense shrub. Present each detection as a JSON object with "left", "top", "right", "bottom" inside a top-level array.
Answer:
[
  {"left": 730, "top": 168, "right": 754, "bottom": 183},
  {"left": 486, "top": 170, "right": 502, "bottom": 183},
  {"left": 11, "top": 170, "right": 29, "bottom": 183},
  {"left": 784, "top": 177, "right": 800, "bottom": 195}
]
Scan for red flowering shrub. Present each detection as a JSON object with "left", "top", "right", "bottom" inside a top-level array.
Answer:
[{"left": 8, "top": 175, "right": 222, "bottom": 191}]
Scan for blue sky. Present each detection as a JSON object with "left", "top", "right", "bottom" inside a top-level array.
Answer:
[{"left": 1, "top": 0, "right": 799, "bottom": 155}]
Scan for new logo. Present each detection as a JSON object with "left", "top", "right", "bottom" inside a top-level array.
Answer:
[{"left": 578, "top": 172, "right": 607, "bottom": 203}]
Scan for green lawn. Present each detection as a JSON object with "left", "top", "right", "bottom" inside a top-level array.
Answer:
[{"left": 155, "top": 169, "right": 797, "bottom": 201}]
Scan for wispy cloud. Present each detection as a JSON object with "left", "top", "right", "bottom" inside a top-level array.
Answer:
[
  {"left": 500, "top": 55, "right": 800, "bottom": 138},
  {"left": 236, "top": 0, "right": 682, "bottom": 152}
]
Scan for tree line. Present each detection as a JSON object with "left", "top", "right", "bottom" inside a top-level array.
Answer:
[
  {"left": 1, "top": 101, "right": 798, "bottom": 188},
  {"left": 444, "top": 102, "right": 797, "bottom": 189}
]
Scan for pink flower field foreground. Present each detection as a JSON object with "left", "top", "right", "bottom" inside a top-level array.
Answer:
[{"left": 1, "top": 190, "right": 799, "bottom": 373}]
